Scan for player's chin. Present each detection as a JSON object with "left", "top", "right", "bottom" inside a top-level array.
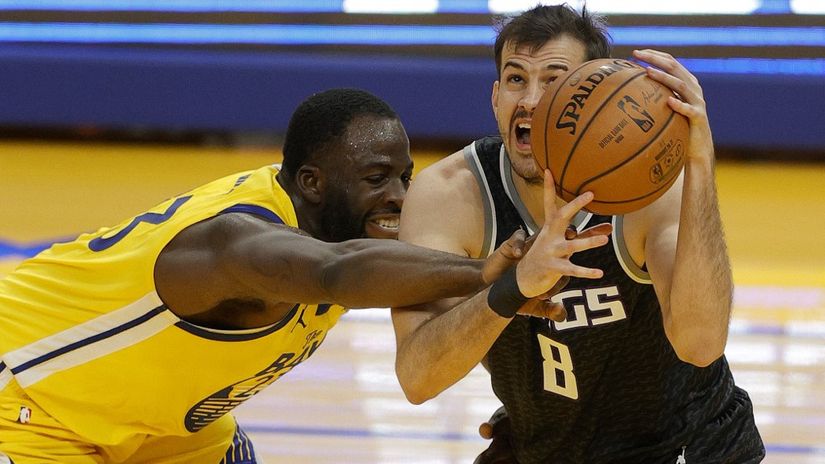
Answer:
[
  {"left": 364, "top": 219, "right": 399, "bottom": 240},
  {"left": 510, "top": 151, "right": 543, "bottom": 182}
]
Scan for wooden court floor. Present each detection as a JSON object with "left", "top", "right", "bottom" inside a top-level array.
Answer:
[{"left": 1, "top": 141, "right": 824, "bottom": 463}]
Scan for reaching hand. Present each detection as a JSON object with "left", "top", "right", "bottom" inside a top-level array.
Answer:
[
  {"left": 514, "top": 170, "right": 609, "bottom": 298},
  {"left": 481, "top": 229, "right": 528, "bottom": 286}
]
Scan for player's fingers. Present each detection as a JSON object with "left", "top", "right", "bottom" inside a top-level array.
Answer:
[
  {"left": 634, "top": 49, "right": 703, "bottom": 97},
  {"left": 546, "top": 302, "right": 567, "bottom": 322},
  {"left": 632, "top": 49, "right": 686, "bottom": 76},
  {"left": 518, "top": 299, "right": 567, "bottom": 322},
  {"left": 499, "top": 228, "right": 527, "bottom": 259},
  {"left": 645, "top": 66, "right": 702, "bottom": 108},
  {"left": 559, "top": 262, "right": 604, "bottom": 279},
  {"left": 564, "top": 225, "right": 577, "bottom": 240},
  {"left": 479, "top": 421, "right": 494, "bottom": 440},
  {"left": 542, "top": 170, "right": 561, "bottom": 221},
  {"left": 566, "top": 235, "right": 610, "bottom": 255},
  {"left": 557, "top": 191, "right": 595, "bottom": 224},
  {"left": 576, "top": 223, "right": 613, "bottom": 240},
  {"left": 482, "top": 229, "right": 525, "bottom": 285}
]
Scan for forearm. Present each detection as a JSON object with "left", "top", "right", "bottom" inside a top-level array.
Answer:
[
  {"left": 667, "top": 157, "right": 733, "bottom": 365},
  {"left": 323, "top": 239, "right": 487, "bottom": 309},
  {"left": 394, "top": 291, "right": 509, "bottom": 404}
]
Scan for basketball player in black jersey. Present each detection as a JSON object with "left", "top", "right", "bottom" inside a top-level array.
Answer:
[{"left": 391, "top": 5, "right": 764, "bottom": 463}]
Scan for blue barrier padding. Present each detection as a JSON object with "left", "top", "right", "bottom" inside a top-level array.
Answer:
[{"left": 0, "top": 45, "right": 823, "bottom": 150}]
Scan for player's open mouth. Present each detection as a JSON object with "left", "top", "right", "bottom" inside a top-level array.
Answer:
[{"left": 515, "top": 122, "right": 531, "bottom": 150}]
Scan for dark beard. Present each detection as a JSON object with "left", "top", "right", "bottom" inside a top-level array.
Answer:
[{"left": 318, "top": 189, "right": 365, "bottom": 242}]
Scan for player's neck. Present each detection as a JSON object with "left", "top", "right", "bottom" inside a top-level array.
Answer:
[
  {"left": 511, "top": 169, "right": 545, "bottom": 225},
  {"left": 511, "top": 170, "right": 568, "bottom": 228}
]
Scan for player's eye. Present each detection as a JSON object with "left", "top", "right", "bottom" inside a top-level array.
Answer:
[{"left": 365, "top": 175, "right": 387, "bottom": 185}]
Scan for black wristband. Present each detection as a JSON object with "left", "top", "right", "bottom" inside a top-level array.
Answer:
[{"left": 486, "top": 266, "right": 528, "bottom": 318}]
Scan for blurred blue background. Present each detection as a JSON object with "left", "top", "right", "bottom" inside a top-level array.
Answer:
[{"left": 0, "top": 0, "right": 823, "bottom": 154}]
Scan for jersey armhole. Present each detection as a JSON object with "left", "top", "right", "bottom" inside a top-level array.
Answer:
[
  {"left": 611, "top": 215, "right": 652, "bottom": 284},
  {"left": 464, "top": 143, "right": 497, "bottom": 258}
]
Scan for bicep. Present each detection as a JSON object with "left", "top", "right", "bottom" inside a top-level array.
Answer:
[
  {"left": 639, "top": 174, "right": 683, "bottom": 311},
  {"left": 399, "top": 162, "right": 484, "bottom": 256},
  {"left": 155, "top": 214, "right": 333, "bottom": 316}
]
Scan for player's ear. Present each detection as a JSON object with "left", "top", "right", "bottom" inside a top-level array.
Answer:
[
  {"left": 491, "top": 80, "right": 500, "bottom": 121},
  {"left": 296, "top": 165, "right": 323, "bottom": 204}
]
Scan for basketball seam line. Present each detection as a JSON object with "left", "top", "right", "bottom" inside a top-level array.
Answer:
[
  {"left": 577, "top": 109, "right": 679, "bottom": 201},
  {"left": 543, "top": 59, "right": 595, "bottom": 184},
  {"left": 561, "top": 69, "right": 647, "bottom": 194}
]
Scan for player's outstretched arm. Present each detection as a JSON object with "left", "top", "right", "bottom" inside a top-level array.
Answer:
[
  {"left": 631, "top": 49, "right": 732, "bottom": 367},
  {"left": 154, "top": 212, "right": 517, "bottom": 323}
]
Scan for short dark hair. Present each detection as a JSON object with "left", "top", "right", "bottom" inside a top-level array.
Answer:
[
  {"left": 493, "top": 4, "right": 612, "bottom": 76},
  {"left": 281, "top": 88, "right": 399, "bottom": 178}
]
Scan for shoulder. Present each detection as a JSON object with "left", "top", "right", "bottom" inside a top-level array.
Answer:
[
  {"left": 414, "top": 150, "right": 479, "bottom": 193},
  {"left": 400, "top": 149, "right": 485, "bottom": 257}
]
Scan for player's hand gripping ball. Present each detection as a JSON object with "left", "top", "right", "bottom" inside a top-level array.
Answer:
[{"left": 531, "top": 58, "right": 689, "bottom": 215}]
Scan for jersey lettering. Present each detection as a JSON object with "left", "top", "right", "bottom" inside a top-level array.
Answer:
[
  {"left": 184, "top": 338, "right": 323, "bottom": 432},
  {"left": 537, "top": 334, "right": 578, "bottom": 399},
  {"left": 551, "top": 286, "right": 627, "bottom": 332}
]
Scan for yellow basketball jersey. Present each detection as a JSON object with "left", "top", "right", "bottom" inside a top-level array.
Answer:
[{"left": 0, "top": 165, "right": 346, "bottom": 453}]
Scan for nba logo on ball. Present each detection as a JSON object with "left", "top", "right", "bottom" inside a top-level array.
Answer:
[
  {"left": 617, "top": 95, "right": 654, "bottom": 132},
  {"left": 531, "top": 58, "right": 689, "bottom": 215}
]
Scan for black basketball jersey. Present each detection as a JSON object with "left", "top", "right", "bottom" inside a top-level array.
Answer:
[{"left": 466, "top": 137, "right": 764, "bottom": 464}]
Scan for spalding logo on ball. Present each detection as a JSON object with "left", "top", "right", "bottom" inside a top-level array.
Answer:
[{"left": 531, "top": 58, "right": 689, "bottom": 215}]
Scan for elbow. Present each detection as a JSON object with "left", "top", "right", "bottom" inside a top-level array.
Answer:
[
  {"left": 402, "top": 388, "right": 432, "bottom": 406},
  {"left": 396, "top": 366, "right": 436, "bottom": 405},
  {"left": 664, "top": 310, "right": 729, "bottom": 368},
  {"left": 674, "top": 347, "right": 723, "bottom": 368},
  {"left": 670, "top": 336, "right": 726, "bottom": 367}
]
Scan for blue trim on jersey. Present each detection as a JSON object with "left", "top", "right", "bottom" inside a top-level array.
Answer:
[
  {"left": 221, "top": 424, "right": 258, "bottom": 464},
  {"left": 89, "top": 195, "right": 193, "bottom": 251},
  {"left": 0, "top": 361, "right": 6, "bottom": 374},
  {"left": 315, "top": 303, "right": 332, "bottom": 316},
  {"left": 218, "top": 204, "right": 284, "bottom": 224},
  {"left": 10, "top": 305, "right": 166, "bottom": 375},
  {"left": 174, "top": 304, "right": 300, "bottom": 341}
]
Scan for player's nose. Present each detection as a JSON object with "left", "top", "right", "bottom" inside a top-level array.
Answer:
[{"left": 521, "top": 81, "right": 545, "bottom": 112}]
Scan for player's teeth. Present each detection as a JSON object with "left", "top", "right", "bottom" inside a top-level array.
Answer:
[
  {"left": 376, "top": 219, "right": 399, "bottom": 229},
  {"left": 518, "top": 123, "right": 532, "bottom": 129}
]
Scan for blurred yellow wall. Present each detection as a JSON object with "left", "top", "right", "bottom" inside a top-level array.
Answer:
[{"left": 1, "top": 141, "right": 824, "bottom": 288}]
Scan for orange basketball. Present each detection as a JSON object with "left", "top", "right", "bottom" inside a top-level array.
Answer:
[{"left": 531, "top": 58, "right": 689, "bottom": 215}]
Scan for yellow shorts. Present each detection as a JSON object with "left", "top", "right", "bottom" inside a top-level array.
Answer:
[{"left": 0, "top": 377, "right": 257, "bottom": 464}]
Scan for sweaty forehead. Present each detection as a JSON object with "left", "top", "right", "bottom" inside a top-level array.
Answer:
[
  {"left": 343, "top": 115, "right": 404, "bottom": 146},
  {"left": 338, "top": 116, "right": 410, "bottom": 165}
]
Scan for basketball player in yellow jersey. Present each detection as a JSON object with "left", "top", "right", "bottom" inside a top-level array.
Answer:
[{"left": 0, "top": 88, "right": 601, "bottom": 463}]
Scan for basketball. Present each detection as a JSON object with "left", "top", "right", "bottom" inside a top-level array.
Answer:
[{"left": 531, "top": 58, "right": 689, "bottom": 215}]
